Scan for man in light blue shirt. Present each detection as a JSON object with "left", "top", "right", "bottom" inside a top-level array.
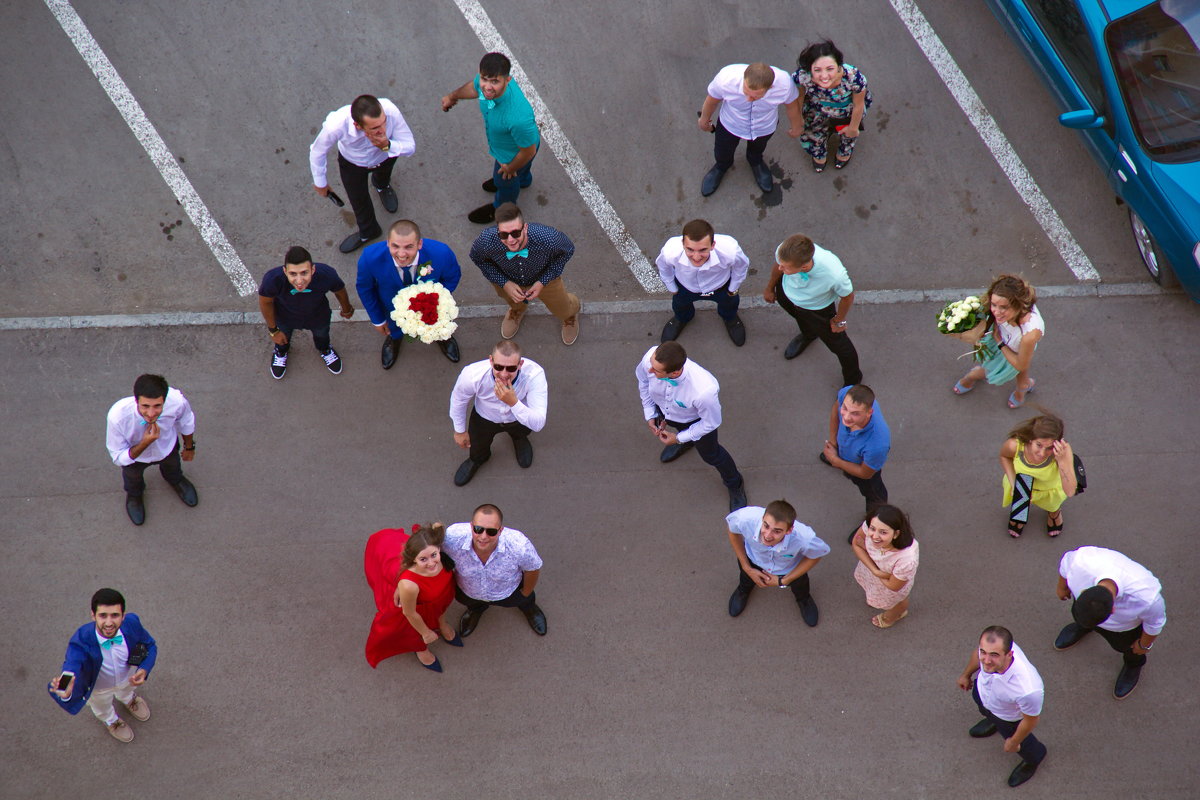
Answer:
[
  {"left": 763, "top": 233, "right": 862, "bottom": 386},
  {"left": 726, "top": 500, "right": 829, "bottom": 626}
]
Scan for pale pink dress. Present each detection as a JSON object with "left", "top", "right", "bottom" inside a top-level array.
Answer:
[{"left": 853, "top": 538, "right": 919, "bottom": 609}]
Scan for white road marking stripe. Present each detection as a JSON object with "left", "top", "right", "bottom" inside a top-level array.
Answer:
[
  {"left": 43, "top": 0, "right": 257, "bottom": 296},
  {"left": 449, "top": 0, "right": 664, "bottom": 292},
  {"left": 889, "top": 0, "right": 1100, "bottom": 282}
]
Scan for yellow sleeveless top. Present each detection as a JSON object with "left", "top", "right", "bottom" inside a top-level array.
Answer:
[{"left": 1001, "top": 441, "right": 1068, "bottom": 511}]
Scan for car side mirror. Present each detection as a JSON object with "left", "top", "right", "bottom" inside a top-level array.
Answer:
[{"left": 1059, "top": 109, "right": 1106, "bottom": 129}]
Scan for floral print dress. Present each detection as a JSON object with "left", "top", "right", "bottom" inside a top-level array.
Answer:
[{"left": 792, "top": 64, "right": 873, "bottom": 161}]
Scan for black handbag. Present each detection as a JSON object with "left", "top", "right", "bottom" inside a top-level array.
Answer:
[{"left": 1072, "top": 453, "right": 1087, "bottom": 494}]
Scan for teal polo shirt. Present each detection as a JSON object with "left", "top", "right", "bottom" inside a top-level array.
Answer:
[
  {"left": 780, "top": 243, "right": 853, "bottom": 310},
  {"left": 473, "top": 75, "right": 540, "bottom": 164}
]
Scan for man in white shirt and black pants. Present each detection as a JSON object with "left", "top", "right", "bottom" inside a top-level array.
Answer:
[
  {"left": 309, "top": 94, "right": 416, "bottom": 254},
  {"left": 449, "top": 340, "right": 548, "bottom": 486},
  {"left": 1054, "top": 546, "right": 1166, "bottom": 699},
  {"left": 656, "top": 219, "right": 749, "bottom": 346},
  {"left": 636, "top": 341, "right": 747, "bottom": 512},
  {"left": 957, "top": 625, "right": 1046, "bottom": 788},
  {"left": 726, "top": 500, "right": 828, "bottom": 626},
  {"left": 442, "top": 503, "right": 546, "bottom": 637},
  {"left": 105, "top": 374, "right": 197, "bottom": 526}
]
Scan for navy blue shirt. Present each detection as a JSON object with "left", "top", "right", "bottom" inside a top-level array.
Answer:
[{"left": 259, "top": 262, "right": 346, "bottom": 328}]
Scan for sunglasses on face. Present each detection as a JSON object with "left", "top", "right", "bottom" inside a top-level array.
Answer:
[
  {"left": 472, "top": 524, "right": 501, "bottom": 536},
  {"left": 497, "top": 226, "right": 525, "bottom": 241},
  {"left": 491, "top": 362, "right": 519, "bottom": 373}
]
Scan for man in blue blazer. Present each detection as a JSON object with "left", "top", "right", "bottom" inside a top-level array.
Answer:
[
  {"left": 356, "top": 219, "right": 464, "bottom": 366},
  {"left": 48, "top": 588, "right": 158, "bottom": 743}
]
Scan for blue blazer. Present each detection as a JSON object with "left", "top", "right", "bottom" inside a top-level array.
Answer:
[
  {"left": 356, "top": 238, "right": 462, "bottom": 337},
  {"left": 48, "top": 613, "right": 158, "bottom": 715}
]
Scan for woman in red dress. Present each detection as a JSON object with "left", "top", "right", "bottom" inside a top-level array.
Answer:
[{"left": 364, "top": 523, "right": 461, "bottom": 672}]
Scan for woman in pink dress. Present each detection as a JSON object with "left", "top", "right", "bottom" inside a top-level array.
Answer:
[{"left": 851, "top": 505, "right": 919, "bottom": 628}]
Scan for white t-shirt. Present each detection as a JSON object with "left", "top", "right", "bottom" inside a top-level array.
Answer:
[
  {"left": 977, "top": 642, "right": 1044, "bottom": 722},
  {"left": 995, "top": 304, "right": 1044, "bottom": 351}
]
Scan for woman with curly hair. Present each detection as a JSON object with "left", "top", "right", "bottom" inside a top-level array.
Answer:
[
  {"left": 952, "top": 274, "right": 1044, "bottom": 408},
  {"left": 792, "top": 40, "right": 873, "bottom": 172},
  {"left": 1000, "top": 414, "right": 1078, "bottom": 538},
  {"left": 850, "top": 504, "right": 919, "bottom": 628}
]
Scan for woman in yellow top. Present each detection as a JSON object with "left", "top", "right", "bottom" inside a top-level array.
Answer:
[{"left": 1000, "top": 414, "right": 1078, "bottom": 538}]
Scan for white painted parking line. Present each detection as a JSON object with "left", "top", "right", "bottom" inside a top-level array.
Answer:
[
  {"left": 889, "top": 0, "right": 1101, "bottom": 282},
  {"left": 449, "top": 0, "right": 664, "bottom": 293},
  {"left": 43, "top": 0, "right": 257, "bottom": 296}
]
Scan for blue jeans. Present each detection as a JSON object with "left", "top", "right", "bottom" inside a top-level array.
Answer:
[
  {"left": 672, "top": 280, "right": 740, "bottom": 323},
  {"left": 275, "top": 320, "right": 332, "bottom": 354},
  {"left": 492, "top": 148, "right": 537, "bottom": 207}
]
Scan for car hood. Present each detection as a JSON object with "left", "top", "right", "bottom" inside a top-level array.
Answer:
[{"left": 1150, "top": 160, "right": 1200, "bottom": 235}]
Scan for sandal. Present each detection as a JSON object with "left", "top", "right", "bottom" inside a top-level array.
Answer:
[
  {"left": 1008, "top": 521, "right": 1025, "bottom": 538},
  {"left": 1007, "top": 379, "right": 1036, "bottom": 409},
  {"left": 811, "top": 158, "right": 826, "bottom": 174},
  {"left": 872, "top": 610, "right": 908, "bottom": 628},
  {"left": 953, "top": 379, "right": 975, "bottom": 395},
  {"left": 834, "top": 156, "right": 852, "bottom": 170},
  {"left": 1046, "top": 512, "right": 1064, "bottom": 537}
]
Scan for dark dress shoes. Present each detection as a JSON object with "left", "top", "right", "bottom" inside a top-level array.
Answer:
[
  {"left": 1114, "top": 663, "right": 1143, "bottom": 699},
  {"left": 459, "top": 606, "right": 487, "bottom": 637},
  {"left": 728, "top": 586, "right": 751, "bottom": 617},
  {"left": 660, "top": 316, "right": 688, "bottom": 343},
  {"left": 381, "top": 336, "right": 401, "bottom": 370},
  {"left": 454, "top": 458, "right": 484, "bottom": 487},
  {"left": 700, "top": 165, "right": 727, "bottom": 197},
  {"left": 1007, "top": 761, "right": 1038, "bottom": 788},
  {"left": 438, "top": 336, "right": 461, "bottom": 363},
  {"left": 784, "top": 334, "right": 815, "bottom": 360},
  {"left": 724, "top": 316, "right": 746, "bottom": 346},
  {"left": 523, "top": 604, "right": 547, "bottom": 635},
  {"left": 1054, "top": 622, "right": 1089, "bottom": 650},
  {"left": 968, "top": 718, "right": 997, "bottom": 738},
  {"left": 798, "top": 594, "right": 819, "bottom": 627},
  {"left": 339, "top": 228, "right": 379, "bottom": 254},
  {"left": 514, "top": 438, "right": 534, "bottom": 468},
  {"left": 468, "top": 204, "right": 496, "bottom": 224},
  {"left": 172, "top": 478, "right": 198, "bottom": 507},
  {"left": 375, "top": 184, "right": 398, "bottom": 213},
  {"left": 728, "top": 481, "right": 748, "bottom": 513},
  {"left": 659, "top": 442, "right": 694, "bottom": 463},
  {"left": 751, "top": 161, "right": 774, "bottom": 193},
  {"left": 125, "top": 495, "right": 145, "bottom": 526},
  {"left": 482, "top": 178, "right": 498, "bottom": 193}
]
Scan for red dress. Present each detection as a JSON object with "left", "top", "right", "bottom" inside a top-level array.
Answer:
[{"left": 363, "top": 528, "right": 456, "bottom": 667}]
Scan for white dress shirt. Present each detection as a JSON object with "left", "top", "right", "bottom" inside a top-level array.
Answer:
[
  {"left": 635, "top": 346, "right": 723, "bottom": 442},
  {"left": 726, "top": 506, "right": 830, "bottom": 575},
  {"left": 443, "top": 522, "right": 543, "bottom": 602},
  {"left": 656, "top": 234, "right": 750, "bottom": 294},
  {"left": 105, "top": 388, "right": 196, "bottom": 466},
  {"left": 308, "top": 98, "right": 416, "bottom": 187},
  {"left": 449, "top": 358, "right": 548, "bottom": 432},
  {"left": 1059, "top": 546, "right": 1166, "bottom": 634},
  {"left": 94, "top": 628, "right": 133, "bottom": 692},
  {"left": 977, "top": 642, "right": 1044, "bottom": 722},
  {"left": 707, "top": 64, "right": 799, "bottom": 140}
]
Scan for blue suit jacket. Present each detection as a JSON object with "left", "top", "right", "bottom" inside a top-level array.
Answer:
[
  {"left": 356, "top": 238, "right": 462, "bottom": 337},
  {"left": 48, "top": 613, "right": 158, "bottom": 715}
]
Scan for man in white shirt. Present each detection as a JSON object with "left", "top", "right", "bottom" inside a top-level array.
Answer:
[
  {"left": 956, "top": 626, "right": 1046, "bottom": 788},
  {"left": 309, "top": 94, "right": 416, "bottom": 254},
  {"left": 635, "top": 341, "right": 746, "bottom": 512},
  {"left": 698, "top": 62, "right": 802, "bottom": 196},
  {"left": 656, "top": 219, "right": 749, "bottom": 346},
  {"left": 449, "top": 340, "right": 548, "bottom": 486},
  {"left": 1054, "top": 546, "right": 1166, "bottom": 699},
  {"left": 726, "top": 501, "right": 829, "bottom": 626},
  {"left": 105, "top": 374, "right": 197, "bottom": 526},
  {"left": 442, "top": 503, "right": 546, "bottom": 637}
]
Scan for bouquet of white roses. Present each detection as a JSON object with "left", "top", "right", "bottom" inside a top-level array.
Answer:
[
  {"left": 389, "top": 282, "right": 458, "bottom": 343},
  {"left": 936, "top": 295, "right": 987, "bottom": 345}
]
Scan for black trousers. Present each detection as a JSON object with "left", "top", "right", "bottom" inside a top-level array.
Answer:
[
  {"left": 468, "top": 409, "right": 531, "bottom": 464},
  {"left": 1086, "top": 624, "right": 1148, "bottom": 667},
  {"left": 338, "top": 153, "right": 397, "bottom": 238},
  {"left": 713, "top": 120, "right": 773, "bottom": 169},
  {"left": 843, "top": 469, "right": 888, "bottom": 512},
  {"left": 121, "top": 440, "right": 184, "bottom": 497},
  {"left": 737, "top": 560, "right": 811, "bottom": 606},
  {"left": 971, "top": 683, "right": 1047, "bottom": 766},
  {"left": 775, "top": 291, "right": 863, "bottom": 386},
  {"left": 662, "top": 413, "right": 743, "bottom": 490},
  {"left": 455, "top": 585, "right": 537, "bottom": 612}
]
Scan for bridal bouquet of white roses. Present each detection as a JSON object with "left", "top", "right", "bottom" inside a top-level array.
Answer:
[
  {"left": 390, "top": 283, "right": 458, "bottom": 343},
  {"left": 936, "top": 295, "right": 987, "bottom": 345}
]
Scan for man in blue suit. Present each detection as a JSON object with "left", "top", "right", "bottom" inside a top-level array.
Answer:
[
  {"left": 356, "top": 219, "right": 464, "bottom": 366},
  {"left": 48, "top": 588, "right": 158, "bottom": 743}
]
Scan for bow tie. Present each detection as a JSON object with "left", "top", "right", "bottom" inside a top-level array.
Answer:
[
  {"left": 657, "top": 377, "right": 679, "bottom": 387},
  {"left": 478, "top": 93, "right": 496, "bottom": 110},
  {"left": 797, "top": 271, "right": 810, "bottom": 282},
  {"left": 100, "top": 635, "right": 124, "bottom": 649},
  {"left": 506, "top": 249, "right": 529, "bottom": 260},
  {"left": 289, "top": 288, "right": 312, "bottom": 294}
]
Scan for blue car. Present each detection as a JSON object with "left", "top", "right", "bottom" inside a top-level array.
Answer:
[{"left": 982, "top": 0, "right": 1200, "bottom": 299}]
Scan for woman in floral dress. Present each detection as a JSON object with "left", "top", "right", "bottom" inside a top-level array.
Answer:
[
  {"left": 792, "top": 40, "right": 873, "bottom": 172},
  {"left": 851, "top": 505, "right": 919, "bottom": 628}
]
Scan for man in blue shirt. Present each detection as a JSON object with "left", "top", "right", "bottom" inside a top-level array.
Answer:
[
  {"left": 258, "top": 246, "right": 354, "bottom": 379},
  {"left": 442, "top": 52, "right": 540, "bottom": 224},
  {"left": 726, "top": 500, "right": 829, "bottom": 626},
  {"left": 822, "top": 384, "right": 891, "bottom": 534}
]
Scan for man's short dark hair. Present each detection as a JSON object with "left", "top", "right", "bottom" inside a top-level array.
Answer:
[
  {"left": 284, "top": 246, "right": 312, "bottom": 267},
  {"left": 479, "top": 52, "right": 512, "bottom": 78},
  {"left": 1072, "top": 586, "right": 1114, "bottom": 628},
  {"left": 495, "top": 202, "right": 523, "bottom": 226},
  {"left": 133, "top": 374, "right": 169, "bottom": 400},
  {"left": 91, "top": 588, "right": 126, "bottom": 613},
  {"left": 845, "top": 384, "right": 875, "bottom": 409},
  {"left": 350, "top": 94, "right": 384, "bottom": 126},
  {"left": 388, "top": 219, "right": 422, "bottom": 240},
  {"left": 980, "top": 625, "right": 1013, "bottom": 653},
  {"left": 763, "top": 500, "right": 796, "bottom": 528},
  {"left": 653, "top": 341, "right": 687, "bottom": 373},
  {"left": 777, "top": 234, "right": 815, "bottom": 266},
  {"left": 492, "top": 340, "right": 521, "bottom": 358},
  {"left": 681, "top": 219, "right": 715, "bottom": 244},
  {"left": 473, "top": 503, "right": 504, "bottom": 525}
]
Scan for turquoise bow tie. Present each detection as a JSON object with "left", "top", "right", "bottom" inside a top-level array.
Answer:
[
  {"left": 100, "top": 635, "right": 123, "bottom": 649},
  {"left": 506, "top": 249, "right": 529, "bottom": 260},
  {"left": 289, "top": 288, "right": 311, "bottom": 294},
  {"left": 478, "top": 93, "right": 496, "bottom": 110},
  {"left": 657, "top": 377, "right": 678, "bottom": 387},
  {"left": 798, "top": 271, "right": 810, "bottom": 282}
]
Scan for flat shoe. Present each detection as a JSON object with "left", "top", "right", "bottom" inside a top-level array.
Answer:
[
  {"left": 374, "top": 184, "right": 398, "bottom": 213},
  {"left": 125, "top": 495, "right": 145, "bottom": 526},
  {"left": 872, "top": 610, "right": 907, "bottom": 628},
  {"left": 468, "top": 204, "right": 496, "bottom": 224},
  {"left": 482, "top": 178, "right": 497, "bottom": 193}
]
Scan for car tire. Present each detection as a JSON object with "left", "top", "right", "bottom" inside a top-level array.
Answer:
[{"left": 1128, "top": 209, "right": 1177, "bottom": 288}]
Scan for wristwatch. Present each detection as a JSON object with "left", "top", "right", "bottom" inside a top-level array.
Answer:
[
  {"left": 778, "top": 579, "right": 788, "bottom": 589},
  {"left": 267, "top": 326, "right": 279, "bottom": 335},
  {"left": 183, "top": 439, "right": 196, "bottom": 451}
]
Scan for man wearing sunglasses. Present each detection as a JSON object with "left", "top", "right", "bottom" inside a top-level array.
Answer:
[
  {"left": 449, "top": 340, "right": 548, "bottom": 486},
  {"left": 468, "top": 202, "right": 581, "bottom": 345},
  {"left": 441, "top": 503, "right": 546, "bottom": 637}
]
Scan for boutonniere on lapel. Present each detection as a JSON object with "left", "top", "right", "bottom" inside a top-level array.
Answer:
[{"left": 415, "top": 261, "right": 434, "bottom": 283}]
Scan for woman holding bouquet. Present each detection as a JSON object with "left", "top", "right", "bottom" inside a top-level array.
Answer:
[
  {"left": 1000, "top": 414, "right": 1078, "bottom": 538},
  {"left": 850, "top": 505, "right": 919, "bottom": 628},
  {"left": 364, "top": 523, "right": 461, "bottom": 672},
  {"left": 951, "top": 274, "right": 1044, "bottom": 408}
]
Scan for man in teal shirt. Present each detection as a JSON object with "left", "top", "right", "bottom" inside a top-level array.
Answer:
[
  {"left": 442, "top": 52, "right": 541, "bottom": 224},
  {"left": 763, "top": 233, "right": 862, "bottom": 386}
]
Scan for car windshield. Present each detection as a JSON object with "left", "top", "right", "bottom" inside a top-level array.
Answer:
[{"left": 1106, "top": 1, "right": 1200, "bottom": 161}]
